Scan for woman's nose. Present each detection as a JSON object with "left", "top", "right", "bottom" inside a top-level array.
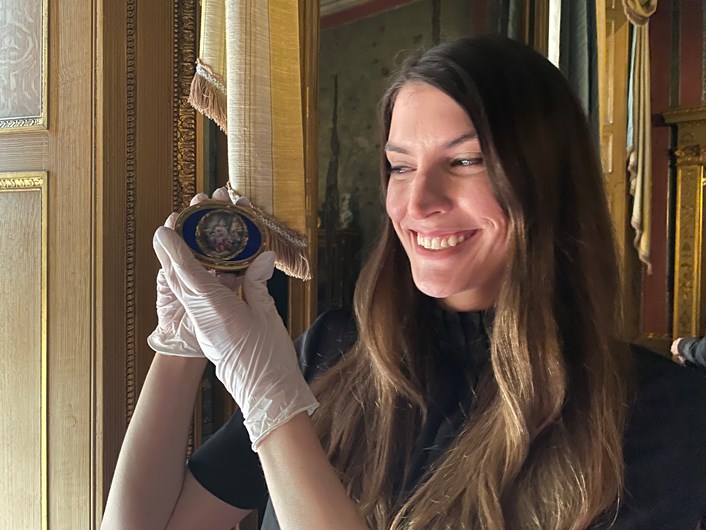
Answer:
[{"left": 407, "top": 169, "right": 453, "bottom": 219}]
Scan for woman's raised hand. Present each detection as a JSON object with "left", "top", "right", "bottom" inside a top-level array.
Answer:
[
  {"left": 147, "top": 188, "right": 241, "bottom": 357},
  {"left": 152, "top": 223, "right": 318, "bottom": 449}
]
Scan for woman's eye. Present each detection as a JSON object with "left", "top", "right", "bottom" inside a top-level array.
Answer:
[
  {"left": 388, "top": 165, "right": 412, "bottom": 175},
  {"left": 452, "top": 157, "right": 484, "bottom": 168}
]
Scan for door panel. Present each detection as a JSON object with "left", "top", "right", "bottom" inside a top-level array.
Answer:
[
  {"left": 0, "top": 173, "right": 47, "bottom": 530},
  {"left": 1, "top": 0, "right": 94, "bottom": 526}
]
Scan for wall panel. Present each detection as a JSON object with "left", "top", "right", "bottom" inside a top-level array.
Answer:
[{"left": 0, "top": 173, "right": 47, "bottom": 530}]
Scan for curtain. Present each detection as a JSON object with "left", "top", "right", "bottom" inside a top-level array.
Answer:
[
  {"left": 489, "top": 0, "right": 599, "bottom": 137},
  {"left": 189, "top": 0, "right": 227, "bottom": 132},
  {"left": 489, "top": 0, "right": 524, "bottom": 40},
  {"left": 189, "top": 0, "right": 310, "bottom": 279},
  {"left": 624, "top": 0, "right": 658, "bottom": 273},
  {"left": 559, "top": 0, "right": 599, "bottom": 139}
]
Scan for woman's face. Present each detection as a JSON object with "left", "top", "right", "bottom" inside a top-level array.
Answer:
[{"left": 385, "top": 82, "right": 509, "bottom": 312}]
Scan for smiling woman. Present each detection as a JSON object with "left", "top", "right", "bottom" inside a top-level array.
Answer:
[
  {"left": 385, "top": 83, "right": 509, "bottom": 311},
  {"left": 103, "top": 35, "right": 706, "bottom": 530}
]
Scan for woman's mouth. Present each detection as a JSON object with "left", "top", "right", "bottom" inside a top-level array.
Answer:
[{"left": 414, "top": 230, "right": 478, "bottom": 250}]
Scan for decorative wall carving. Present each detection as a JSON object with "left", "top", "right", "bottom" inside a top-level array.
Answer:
[
  {"left": 0, "top": 0, "right": 47, "bottom": 131},
  {"left": 675, "top": 144, "right": 706, "bottom": 166},
  {"left": 173, "top": 0, "right": 199, "bottom": 453},
  {"left": 665, "top": 107, "right": 706, "bottom": 338},
  {"left": 0, "top": 176, "right": 45, "bottom": 189},
  {"left": 123, "top": 0, "right": 199, "bottom": 426},
  {"left": 125, "top": 0, "right": 137, "bottom": 425},
  {"left": 173, "top": 0, "right": 197, "bottom": 212},
  {"left": 673, "top": 163, "right": 703, "bottom": 336}
]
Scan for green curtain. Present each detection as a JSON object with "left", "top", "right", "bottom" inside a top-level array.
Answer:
[
  {"left": 488, "top": 0, "right": 525, "bottom": 41},
  {"left": 559, "top": 0, "right": 600, "bottom": 140},
  {"left": 487, "top": 0, "right": 525, "bottom": 40}
]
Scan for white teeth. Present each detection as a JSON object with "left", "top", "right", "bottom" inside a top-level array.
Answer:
[{"left": 416, "top": 232, "right": 468, "bottom": 250}]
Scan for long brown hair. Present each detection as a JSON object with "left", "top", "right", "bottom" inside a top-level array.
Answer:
[{"left": 311, "top": 36, "right": 633, "bottom": 529}]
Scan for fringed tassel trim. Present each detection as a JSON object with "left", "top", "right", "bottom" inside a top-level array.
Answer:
[
  {"left": 227, "top": 183, "right": 312, "bottom": 281},
  {"left": 189, "top": 59, "right": 228, "bottom": 133}
]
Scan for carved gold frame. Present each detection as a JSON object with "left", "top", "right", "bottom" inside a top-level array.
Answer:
[
  {"left": 0, "top": 0, "right": 49, "bottom": 132},
  {"left": 123, "top": 0, "right": 200, "bottom": 431},
  {"left": 0, "top": 172, "right": 48, "bottom": 529},
  {"left": 663, "top": 106, "right": 706, "bottom": 338}
]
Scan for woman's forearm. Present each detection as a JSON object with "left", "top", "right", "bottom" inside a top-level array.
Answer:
[
  {"left": 257, "top": 412, "right": 368, "bottom": 530},
  {"left": 101, "top": 354, "right": 207, "bottom": 529}
]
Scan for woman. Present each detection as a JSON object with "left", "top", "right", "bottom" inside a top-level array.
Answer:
[{"left": 102, "top": 36, "right": 706, "bottom": 529}]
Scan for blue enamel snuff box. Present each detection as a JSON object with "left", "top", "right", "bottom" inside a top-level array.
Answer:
[{"left": 174, "top": 200, "right": 268, "bottom": 273}]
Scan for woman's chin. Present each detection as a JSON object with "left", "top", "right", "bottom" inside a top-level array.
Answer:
[
  {"left": 413, "top": 278, "right": 457, "bottom": 300},
  {"left": 413, "top": 278, "right": 495, "bottom": 312}
]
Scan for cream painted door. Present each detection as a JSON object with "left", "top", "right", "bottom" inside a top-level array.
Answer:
[
  {"left": 0, "top": 0, "right": 185, "bottom": 527},
  {"left": 0, "top": 0, "right": 97, "bottom": 527}
]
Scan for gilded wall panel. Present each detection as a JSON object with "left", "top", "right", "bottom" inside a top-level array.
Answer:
[
  {"left": 0, "top": 173, "right": 47, "bottom": 529},
  {"left": 664, "top": 107, "right": 706, "bottom": 338},
  {"left": 0, "top": 0, "right": 48, "bottom": 131}
]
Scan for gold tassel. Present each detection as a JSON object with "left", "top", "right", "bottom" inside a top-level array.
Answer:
[
  {"left": 227, "top": 183, "right": 312, "bottom": 281},
  {"left": 189, "top": 59, "right": 228, "bottom": 133}
]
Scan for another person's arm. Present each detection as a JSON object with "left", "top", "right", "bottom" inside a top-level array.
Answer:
[{"left": 671, "top": 335, "right": 706, "bottom": 367}]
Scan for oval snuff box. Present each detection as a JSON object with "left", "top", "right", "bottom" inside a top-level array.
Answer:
[{"left": 174, "top": 200, "right": 268, "bottom": 273}]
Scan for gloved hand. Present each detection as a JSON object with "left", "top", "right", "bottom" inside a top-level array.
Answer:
[
  {"left": 147, "top": 188, "right": 241, "bottom": 357},
  {"left": 671, "top": 338, "right": 684, "bottom": 364},
  {"left": 152, "top": 226, "right": 318, "bottom": 449}
]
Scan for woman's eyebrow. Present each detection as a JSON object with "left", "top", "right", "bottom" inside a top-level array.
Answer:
[
  {"left": 384, "top": 132, "right": 479, "bottom": 154},
  {"left": 445, "top": 132, "right": 479, "bottom": 148}
]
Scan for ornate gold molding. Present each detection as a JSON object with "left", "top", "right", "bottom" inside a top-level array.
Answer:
[
  {"left": 674, "top": 144, "right": 706, "bottom": 166},
  {"left": 173, "top": 0, "right": 199, "bottom": 453},
  {"left": 0, "top": 171, "right": 48, "bottom": 529},
  {"left": 0, "top": 176, "right": 45, "bottom": 189},
  {"left": 125, "top": 0, "right": 137, "bottom": 425},
  {"left": 665, "top": 109, "right": 706, "bottom": 337},
  {"left": 672, "top": 164, "right": 704, "bottom": 337},
  {"left": 173, "top": 0, "right": 198, "bottom": 212},
  {"left": 0, "top": 117, "right": 44, "bottom": 130}
]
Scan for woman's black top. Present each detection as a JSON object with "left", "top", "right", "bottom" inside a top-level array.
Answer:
[{"left": 188, "top": 309, "right": 706, "bottom": 529}]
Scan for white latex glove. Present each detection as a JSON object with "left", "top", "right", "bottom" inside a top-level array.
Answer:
[
  {"left": 147, "top": 188, "right": 241, "bottom": 357},
  {"left": 152, "top": 226, "right": 318, "bottom": 449}
]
